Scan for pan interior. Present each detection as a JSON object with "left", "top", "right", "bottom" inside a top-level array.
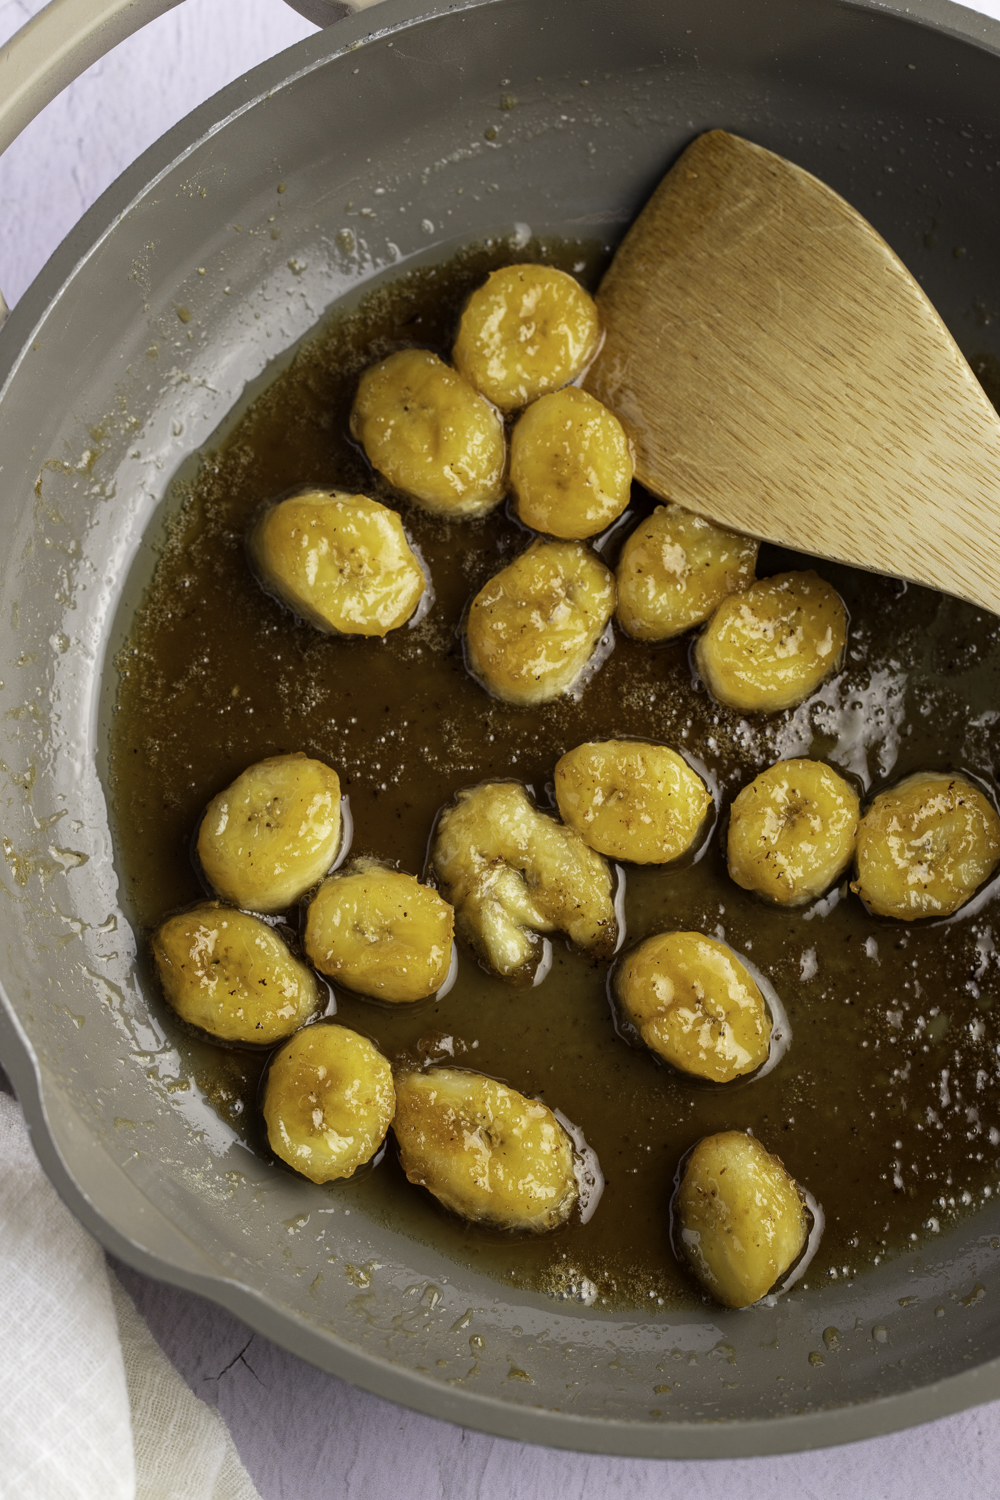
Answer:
[{"left": 2, "top": 0, "right": 1000, "bottom": 1455}]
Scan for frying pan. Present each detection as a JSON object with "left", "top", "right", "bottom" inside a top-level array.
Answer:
[{"left": 2, "top": 0, "right": 1000, "bottom": 1459}]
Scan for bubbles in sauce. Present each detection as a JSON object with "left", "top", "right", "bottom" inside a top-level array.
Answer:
[{"left": 110, "top": 240, "right": 1000, "bottom": 1309}]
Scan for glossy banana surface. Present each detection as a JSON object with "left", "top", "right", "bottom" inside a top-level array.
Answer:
[
  {"left": 615, "top": 931, "right": 771, "bottom": 1082},
  {"left": 453, "top": 264, "right": 601, "bottom": 411},
  {"left": 197, "top": 752, "right": 342, "bottom": 914},
  {"left": 249, "top": 489, "right": 425, "bottom": 637},
  {"left": 616, "top": 503, "right": 758, "bottom": 642},
  {"left": 695, "top": 570, "right": 847, "bottom": 712},
  {"left": 393, "top": 1066, "right": 578, "bottom": 1230},
  {"left": 350, "top": 349, "right": 506, "bottom": 518},
  {"left": 555, "top": 739, "right": 711, "bottom": 864},
  {"left": 510, "top": 387, "right": 632, "bottom": 539},
  {"left": 152, "top": 902, "right": 320, "bottom": 1045},
  {"left": 263, "top": 1023, "right": 395, "bottom": 1184},
  {"left": 304, "top": 858, "right": 455, "bottom": 1002},
  {"left": 853, "top": 772, "right": 1000, "bottom": 918},
  {"left": 674, "top": 1131, "right": 808, "bottom": 1308},
  {"left": 727, "top": 758, "right": 859, "bottom": 906},
  {"left": 432, "top": 780, "right": 617, "bottom": 981},
  {"left": 465, "top": 538, "right": 615, "bottom": 705}
]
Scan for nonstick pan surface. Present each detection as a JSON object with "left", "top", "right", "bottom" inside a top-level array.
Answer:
[{"left": 3, "top": 0, "right": 1000, "bottom": 1456}]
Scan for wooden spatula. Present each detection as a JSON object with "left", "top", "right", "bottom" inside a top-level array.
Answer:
[{"left": 584, "top": 129, "right": 1000, "bottom": 613}]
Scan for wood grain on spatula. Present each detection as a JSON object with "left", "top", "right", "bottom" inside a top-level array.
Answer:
[{"left": 584, "top": 129, "right": 1000, "bottom": 613}]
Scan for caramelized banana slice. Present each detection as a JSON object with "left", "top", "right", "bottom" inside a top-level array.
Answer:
[
  {"left": 728, "top": 759, "right": 859, "bottom": 906},
  {"left": 453, "top": 264, "right": 601, "bottom": 412},
  {"left": 350, "top": 349, "right": 506, "bottom": 518},
  {"left": 263, "top": 1023, "right": 395, "bottom": 1184},
  {"left": 465, "top": 539, "right": 615, "bottom": 705},
  {"left": 852, "top": 772, "right": 1000, "bottom": 919},
  {"left": 615, "top": 932, "right": 771, "bottom": 1082},
  {"left": 433, "top": 781, "right": 617, "bottom": 981},
  {"left": 555, "top": 740, "right": 711, "bottom": 864},
  {"left": 695, "top": 570, "right": 847, "bottom": 712},
  {"left": 304, "top": 858, "right": 455, "bottom": 1003},
  {"left": 197, "top": 752, "right": 342, "bottom": 914},
  {"left": 249, "top": 489, "right": 425, "bottom": 637},
  {"left": 616, "top": 503, "right": 758, "bottom": 641},
  {"left": 674, "top": 1131, "right": 808, "bottom": 1308},
  {"left": 510, "top": 387, "right": 632, "bottom": 539},
  {"left": 152, "top": 902, "right": 320, "bottom": 1045},
  {"left": 393, "top": 1067, "right": 578, "bottom": 1230}
]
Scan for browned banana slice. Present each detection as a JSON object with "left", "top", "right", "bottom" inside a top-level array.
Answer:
[
  {"left": 263, "top": 1023, "right": 395, "bottom": 1183},
  {"left": 453, "top": 264, "right": 601, "bottom": 411},
  {"left": 554, "top": 740, "right": 711, "bottom": 865},
  {"left": 350, "top": 349, "right": 506, "bottom": 518},
  {"left": 727, "top": 759, "right": 859, "bottom": 906},
  {"left": 616, "top": 503, "right": 758, "bottom": 641},
  {"left": 304, "top": 858, "right": 454, "bottom": 1002},
  {"left": 197, "top": 752, "right": 342, "bottom": 914},
  {"left": 465, "top": 539, "right": 615, "bottom": 705},
  {"left": 695, "top": 570, "right": 847, "bottom": 712},
  {"left": 510, "top": 387, "right": 632, "bottom": 539},
  {"left": 852, "top": 771, "right": 1000, "bottom": 918},
  {"left": 152, "top": 902, "right": 320, "bottom": 1045},
  {"left": 674, "top": 1131, "right": 809, "bottom": 1308},
  {"left": 614, "top": 931, "right": 771, "bottom": 1082},
  {"left": 393, "top": 1067, "right": 578, "bottom": 1230}
]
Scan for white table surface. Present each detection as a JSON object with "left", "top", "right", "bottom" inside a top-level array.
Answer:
[{"left": 5, "top": 0, "right": 1000, "bottom": 1493}]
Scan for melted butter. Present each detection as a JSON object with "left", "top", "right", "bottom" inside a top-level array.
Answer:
[{"left": 110, "top": 240, "right": 1000, "bottom": 1309}]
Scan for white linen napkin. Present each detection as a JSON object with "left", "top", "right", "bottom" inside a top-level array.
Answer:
[{"left": 0, "top": 1089, "right": 262, "bottom": 1500}]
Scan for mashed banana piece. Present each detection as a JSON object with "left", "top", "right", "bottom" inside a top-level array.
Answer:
[
  {"left": 263, "top": 1023, "right": 395, "bottom": 1184},
  {"left": 453, "top": 264, "right": 601, "bottom": 411},
  {"left": 465, "top": 539, "right": 615, "bottom": 705},
  {"left": 304, "top": 858, "right": 454, "bottom": 1003},
  {"left": 695, "top": 570, "right": 847, "bottom": 712},
  {"left": 510, "top": 387, "right": 632, "bottom": 539},
  {"left": 852, "top": 771, "right": 1000, "bottom": 919},
  {"left": 555, "top": 740, "right": 711, "bottom": 864},
  {"left": 249, "top": 489, "right": 425, "bottom": 637},
  {"left": 616, "top": 503, "right": 758, "bottom": 641},
  {"left": 432, "top": 780, "right": 617, "bottom": 981},
  {"left": 393, "top": 1067, "right": 578, "bottom": 1230},
  {"left": 197, "top": 752, "right": 342, "bottom": 914},
  {"left": 615, "top": 931, "right": 771, "bottom": 1082},
  {"left": 152, "top": 902, "right": 320, "bottom": 1045},
  {"left": 350, "top": 349, "right": 506, "bottom": 518},
  {"left": 728, "top": 759, "right": 859, "bottom": 906},
  {"left": 675, "top": 1131, "right": 808, "bottom": 1308}
]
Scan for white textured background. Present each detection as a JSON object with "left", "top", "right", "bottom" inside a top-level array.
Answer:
[{"left": 5, "top": 0, "right": 1000, "bottom": 1494}]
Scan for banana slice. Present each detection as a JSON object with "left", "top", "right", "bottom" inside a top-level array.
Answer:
[
  {"left": 249, "top": 489, "right": 426, "bottom": 637},
  {"left": 350, "top": 349, "right": 506, "bottom": 518},
  {"left": 852, "top": 771, "right": 1000, "bottom": 919},
  {"left": 197, "top": 752, "right": 342, "bottom": 914},
  {"left": 263, "top": 1023, "right": 395, "bottom": 1184},
  {"left": 614, "top": 931, "right": 771, "bottom": 1082},
  {"left": 555, "top": 740, "right": 711, "bottom": 865},
  {"left": 465, "top": 538, "right": 615, "bottom": 706},
  {"left": 510, "top": 387, "right": 632, "bottom": 539},
  {"left": 151, "top": 902, "right": 321, "bottom": 1045},
  {"left": 432, "top": 780, "right": 617, "bottom": 981},
  {"left": 727, "top": 758, "right": 859, "bottom": 906},
  {"left": 695, "top": 570, "right": 847, "bottom": 712},
  {"left": 616, "top": 503, "right": 758, "bottom": 641},
  {"left": 674, "top": 1131, "right": 808, "bottom": 1308},
  {"left": 393, "top": 1067, "right": 578, "bottom": 1230},
  {"left": 304, "top": 857, "right": 455, "bottom": 1003},
  {"left": 453, "top": 264, "right": 601, "bottom": 412}
]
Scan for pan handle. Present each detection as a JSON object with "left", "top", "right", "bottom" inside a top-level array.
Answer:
[{"left": 0, "top": 0, "right": 377, "bottom": 322}]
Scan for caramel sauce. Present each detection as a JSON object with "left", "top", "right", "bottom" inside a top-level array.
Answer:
[{"left": 110, "top": 241, "right": 1000, "bottom": 1308}]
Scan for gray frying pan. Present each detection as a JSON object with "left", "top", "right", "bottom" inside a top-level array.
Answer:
[{"left": 2, "top": 0, "right": 1000, "bottom": 1458}]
